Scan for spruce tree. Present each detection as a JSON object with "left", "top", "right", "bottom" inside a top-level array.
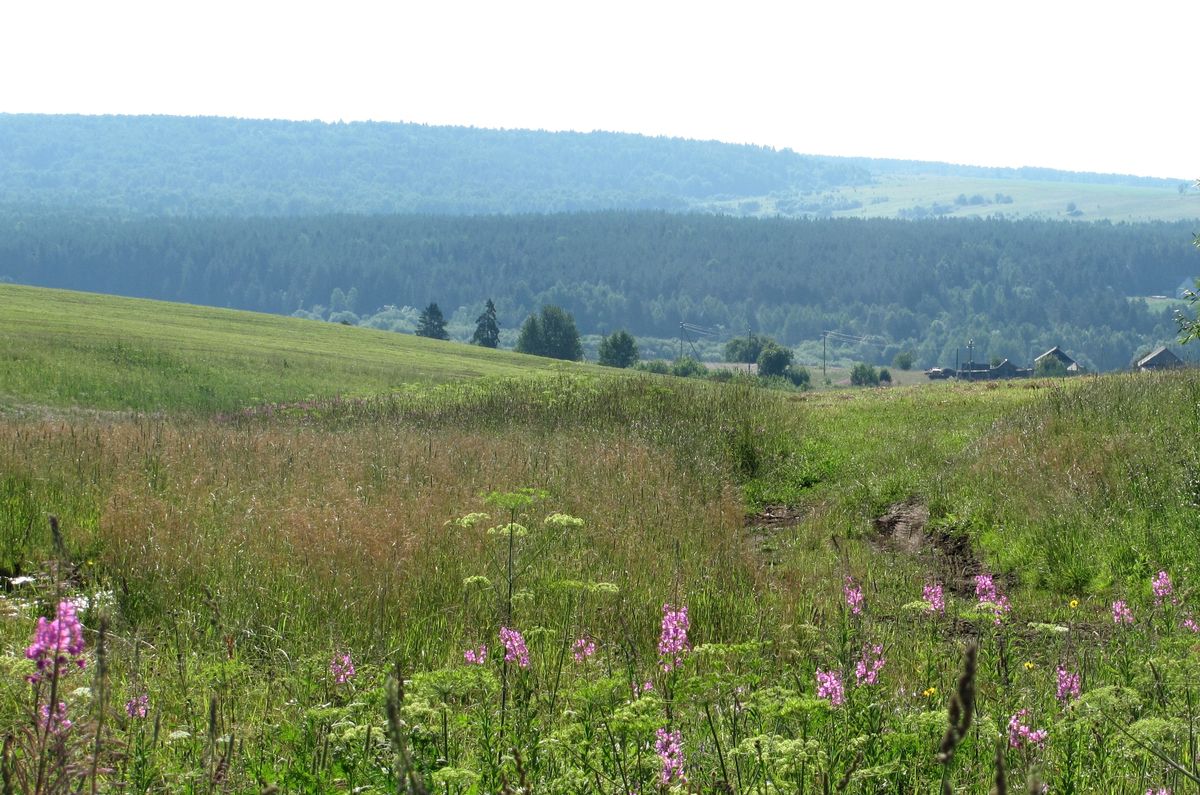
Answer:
[
  {"left": 471, "top": 299, "right": 500, "bottom": 348},
  {"left": 415, "top": 302, "right": 449, "bottom": 340}
]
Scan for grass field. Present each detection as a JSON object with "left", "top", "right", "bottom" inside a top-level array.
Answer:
[
  {"left": 3, "top": 287, "right": 1200, "bottom": 792},
  {"left": 0, "top": 283, "right": 583, "bottom": 414},
  {"left": 722, "top": 175, "right": 1200, "bottom": 223}
]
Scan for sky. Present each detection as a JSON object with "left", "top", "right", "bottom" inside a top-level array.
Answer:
[{"left": 2, "top": 0, "right": 1196, "bottom": 180}]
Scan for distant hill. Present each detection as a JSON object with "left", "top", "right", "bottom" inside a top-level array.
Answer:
[{"left": 0, "top": 114, "right": 1195, "bottom": 221}]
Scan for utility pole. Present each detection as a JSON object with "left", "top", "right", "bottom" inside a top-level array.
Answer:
[
  {"left": 967, "top": 339, "right": 974, "bottom": 381},
  {"left": 822, "top": 331, "right": 827, "bottom": 377}
]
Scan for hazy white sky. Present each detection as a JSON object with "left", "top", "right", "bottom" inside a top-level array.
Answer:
[{"left": 2, "top": 0, "right": 1195, "bottom": 179}]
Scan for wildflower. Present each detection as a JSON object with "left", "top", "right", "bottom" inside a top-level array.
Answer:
[
  {"left": 1055, "top": 666, "right": 1081, "bottom": 703},
  {"left": 1152, "top": 570, "right": 1175, "bottom": 606},
  {"left": 632, "top": 679, "right": 654, "bottom": 697},
  {"left": 572, "top": 636, "right": 596, "bottom": 663},
  {"left": 922, "top": 687, "right": 937, "bottom": 698},
  {"left": 655, "top": 728, "right": 686, "bottom": 786},
  {"left": 854, "top": 644, "right": 886, "bottom": 686},
  {"left": 1146, "top": 788, "right": 1172, "bottom": 795},
  {"left": 815, "top": 668, "right": 845, "bottom": 706},
  {"left": 1007, "top": 709, "right": 1048, "bottom": 748},
  {"left": 499, "top": 627, "right": 530, "bottom": 668},
  {"left": 463, "top": 644, "right": 488, "bottom": 665},
  {"left": 1185, "top": 615, "right": 1200, "bottom": 634},
  {"left": 330, "top": 651, "right": 356, "bottom": 684},
  {"left": 1112, "top": 600, "right": 1134, "bottom": 625},
  {"left": 125, "top": 694, "right": 150, "bottom": 719},
  {"left": 39, "top": 701, "right": 72, "bottom": 735},
  {"left": 843, "top": 576, "right": 864, "bottom": 616},
  {"left": 657, "top": 603, "right": 690, "bottom": 672},
  {"left": 974, "top": 573, "right": 1011, "bottom": 624},
  {"left": 923, "top": 582, "right": 945, "bottom": 614},
  {"left": 1023, "top": 661, "right": 1037, "bottom": 671},
  {"left": 1069, "top": 598, "right": 1079, "bottom": 609},
  {"left": 26, "top": 600, "right": 87, "bottom": 684}
]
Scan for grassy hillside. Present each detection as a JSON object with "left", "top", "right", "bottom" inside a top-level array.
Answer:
[
  {"left": 3, "top": 283, "right": 1200, "bottom": 790},
  {"left": 0, "top": 283, "right": 581, "bottom": 413}
]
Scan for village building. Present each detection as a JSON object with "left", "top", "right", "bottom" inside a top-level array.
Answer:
[
  {"left": 1135, "top": 345, "right": 1183, "bottom": 371},
  {"left": 1035, "top": 346, "right": 1081, "bottom": 374}
]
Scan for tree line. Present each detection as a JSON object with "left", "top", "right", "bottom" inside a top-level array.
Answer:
[{"left": 0, "top": 211, "right": 1195, "bottom": 371}]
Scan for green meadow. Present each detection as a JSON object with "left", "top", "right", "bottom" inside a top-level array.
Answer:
[{"left": 2, "top": 286, "right": 1200, "bottom": 792}]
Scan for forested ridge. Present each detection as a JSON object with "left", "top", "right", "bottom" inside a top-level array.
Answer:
[
  {"left": 2, "top": 211, "right": 1194, "bottom": 371},
  {"left": 0, "top": 114, "right": 870, "bottom": 216}
]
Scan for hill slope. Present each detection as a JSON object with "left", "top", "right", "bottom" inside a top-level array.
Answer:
[
  {"left": 0, "top": 283, "right": 582, "bottom": 413},
  {"left": 1, "top": 114, "right": 1195, "bottom": 221}
]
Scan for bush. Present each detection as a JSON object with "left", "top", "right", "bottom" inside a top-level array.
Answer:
[
  {"left": 634, "top": 359, "right": 670, "bottom": 375},
  {"left": 671, "top": 357, "right": 707, "bottom": 378},
  {"left": 850, "top": 363, "right": 880, "bottom": 386},
  {"left": 879, "top": 368, "right": 892, "bottom": 384},
  {"left": 757, "top": 343, "right": 794, "bottom": 378},
  {"left": 598, "top": 330, "right": 639, "bottom": 368},
  {"left": 785, "top": 365, "right": 812, "bottom": 389},
  {"left": 892, "top": 351, "right": 914, "bottom": 371}
]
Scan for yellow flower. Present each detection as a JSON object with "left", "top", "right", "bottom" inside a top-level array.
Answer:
[
  {"left": 1023, "top": 661, "right": 1036, "bottom": 671},
  {"left": 922, "top": 687, "right": 937, "bottom": 698},
  {"left": 1069, "top": 599, "right": 1079, "bottom": 609}
]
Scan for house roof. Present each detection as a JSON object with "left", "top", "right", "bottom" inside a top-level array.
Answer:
[
  {"left": 1035, "top": 346, "right": 1077, "bottom": 366},
  {"left": 1136, "top": 345, "right": 1182, "bottom": 369}
]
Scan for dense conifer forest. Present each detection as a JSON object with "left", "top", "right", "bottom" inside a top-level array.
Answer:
[{"left": 2, "top": 211, "right": 1194, "bottom": 371}]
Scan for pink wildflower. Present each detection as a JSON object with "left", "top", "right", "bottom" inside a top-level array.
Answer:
[
  {"left": 39, "top": 701, "right": 72, "bottom": 735},
  {"left": 974, "top": 573, "right": 1011, "bottom": 624},
  {"left": 655, "top": 728, "right": 686, "bottom": 787},
  {"left": 25, "top": 600, "right": 87, "bottom": 684},
  {"left": 1112, "top": 600, "right": 1134, "bottom": 625},
  {"left": 1152, "top": 570, "right": 1176, "bottom": 606},
  {"left": 923, "top": 582, "right": 945, "bottom": 614},
  {"left": 125, "top": 694, "right": 149, "bottom": 719},
  {"left": 463, "top": 644, "right": 488, "bottom": 665},
  {"left": 500, "top": 626, "right": 530, "bottom": 668},
  {"left": 657, "top": 604, "right": 690, "bottom": 672},
  {"left": 843, "top": 576, "right": 864, "bottom": 615},
  {"left": 1185, "top": 614, "right": 1200, "bottom": 633},
  {"left": 815, "top": 668, "right": 845, "bottom": 706},
  {"left": 1055, "top": 666, "right": 1081, "bottom": 704},
  {"left": 572, "top": 636, "right": 596, "bottom": 663},
  {"left": 330, "top": 651, "right": 356, "bottom": 684},
  {"left": 854, "top": 644, "right": 887, "bottom": 686},
  {"left": 1007, "top": 709, "right": 1048, "bottom": 748},
  {"left": 1146, "top": 788, "right": 1172, "bottom": 795}
]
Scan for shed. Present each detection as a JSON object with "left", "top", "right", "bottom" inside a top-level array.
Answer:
[{"left": 1135, "top": 346, "right": 1183, "bottom": 371}]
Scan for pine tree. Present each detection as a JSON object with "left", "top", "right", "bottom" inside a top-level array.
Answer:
[
  {"left": 515, "top": 305, "right": 582, "bottom": 361},
  {"left": 471, "top": 299, "right": 500, "bottom": 348},
  {"left": 415, "top": 302, "right": 449, "bottom": 340}
]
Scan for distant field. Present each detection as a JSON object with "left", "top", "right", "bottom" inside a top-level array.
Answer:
[
  {"left": 0, "top": 283, "right": 583, "bottom": 413},
  {"left": 730, "top": 175, "right": 1200, "bottom": 223}
]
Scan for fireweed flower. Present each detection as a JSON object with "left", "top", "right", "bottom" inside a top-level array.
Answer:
[
  {"left": 923, "top": 582, "right": 945, "bottom": 614},
  {"left": 572, "top": 636, "right": 596, "bottom": 663},
  {"left": 39, "top": 701, "right": 72, "bottom": 735},
  {"left": 657, "top": 604, "right": 690, "bottom": 672},
  {"left": 1146, "top": 788, "right": 1172, "bottom": 795},
  {"left": 843, "top": 577, "right": 864, "bottom": 615},
  {"left": 1185, "top": 615, "right": 1200, "bottom": 633},
  {"left": 974, "top": 573, "right": 1011, "bottom": 624},
  {"left": 815, "top": 668, "right": 845, "bottom": 706},
  {"left": 1055, "top": 666, "right": 1081, "bottom": 704},
  {"left": 463, "top": 645, "right": 488, "bottom": 665},
  {"left": 1152, "top": 570, "right": 1175, "bottom": 606},
  {"left": 1007, "top": 709, "right": 1048, "bottom": 748},
  {"left": 26, "top": 600, "right": 87, "bottom": 684},
  {"left": 330, "top": 651, "right": 356, "bottom": 684},
  {"left": 500, "top": 627, "right": 530, "bottom": 668},
  {"left": 854, "top": 644, "right": 886, "bottom": 686},
  {"left": 655, "top": 728, "right": 686, "bottom": 786},
  {"left": 125, "top": 694, "right": 150, "bottom": 719},
  {"left": 1112, "top": 600, "right": 1134, "bottom": 625}
]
